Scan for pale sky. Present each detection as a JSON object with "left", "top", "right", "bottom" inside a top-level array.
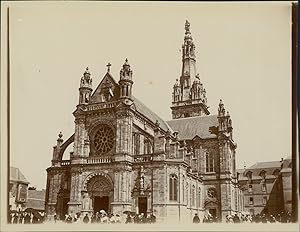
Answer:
[{"left": 2, "top": 2, "right": 292, "bottom": 189}]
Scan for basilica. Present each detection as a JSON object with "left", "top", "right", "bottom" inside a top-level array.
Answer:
[{"left": 45, "top": 21, "right": 244, "bottom": 223}]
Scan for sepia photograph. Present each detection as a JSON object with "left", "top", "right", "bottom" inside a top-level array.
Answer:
[{"left": 0, "top": 1, "right": 298, "bottom": 231}]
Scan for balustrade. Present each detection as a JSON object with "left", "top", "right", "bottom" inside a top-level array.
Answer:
[
  {"left": 87, "top": 157, "right": 112, "bottom": 164},
  {"left": 133, "top": 154, "right": 152, "bottom": 163}
]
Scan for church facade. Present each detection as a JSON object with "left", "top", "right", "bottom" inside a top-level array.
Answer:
[{"left": 45, "top": 21, "right": 243, "bottom": 223}]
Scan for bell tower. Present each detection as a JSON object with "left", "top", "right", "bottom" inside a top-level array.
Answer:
[
  {"left": 119, "top": 58, "right": 133, "bottom": 101},
  {"left": 171, "top": 20, "right": 210, "bottom": 119},
  {"left": 79, "top": 67, "right": 92, "bottom": 105}
]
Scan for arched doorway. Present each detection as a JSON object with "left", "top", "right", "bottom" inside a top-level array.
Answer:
[
  {"left": 204, "top": 199, "right": 219, "bottom": 222},
  {"left": 85, "top": 175, "right": 113, "bottom": 214}
]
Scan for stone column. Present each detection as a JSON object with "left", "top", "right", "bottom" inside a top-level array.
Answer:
[
  {"left": 73, "top": 117, "right": 89, "bottom": 160},
  {"left": 68, "top": 171, "right": 82, "bottom": 215},
  {"left": 111, "top": 167, "right": 132, "bottom": 215}
]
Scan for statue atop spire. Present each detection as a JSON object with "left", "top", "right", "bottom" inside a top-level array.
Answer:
[
  {"left": 79, "top": 67, "right": 92, "bottom": 104},
  {"left": 184, "top": 20, "right": 193, "bottom": 42},
  {"left": 185, "top": 20, "right": 191, "bottom": 33},
  {"left": 80, "top": 67, "right": 92, "bottom": 87}
]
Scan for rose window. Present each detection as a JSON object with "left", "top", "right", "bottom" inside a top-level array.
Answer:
[
  {"left": 207, "top": 187, "right": 216, "bottom": 198},
  {"left": 93, "top": 125, "right": 114, "bottom": 154}
]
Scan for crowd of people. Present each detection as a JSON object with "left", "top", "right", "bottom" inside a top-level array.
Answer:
[
  {"left": 192, "top": 211, "right": 293, "bottom": 224},
  {"left": 52, "top": 211, "right": 157, "bottom": 224},
  {"left": 9, "top": 209, "right": 293, "bottom": 225},
  {"left": 8, "top": 210, "right": 47, "bottom": 224}
]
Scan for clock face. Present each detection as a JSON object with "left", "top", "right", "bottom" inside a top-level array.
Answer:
[
  {"left": 207, "top": 187, "right": 216, "bottom": 198},
  {"left": 93, "top": 124, "right": 114, "bottom": 154}
]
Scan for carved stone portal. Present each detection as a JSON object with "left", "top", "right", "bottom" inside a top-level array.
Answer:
[{"left": 82, "top": 175, "right": 113, "bottom": 213}]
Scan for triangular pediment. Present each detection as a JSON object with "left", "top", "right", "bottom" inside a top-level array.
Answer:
[{"left": 90, "top": 72, "right": 120, "bottom": 104}]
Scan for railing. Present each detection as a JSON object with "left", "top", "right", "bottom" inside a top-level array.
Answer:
[
  {"left": 88, "top": 102, "right": 118, "bottom": 111},
  {"left": 61, "top": 160, "right": 71, "bottom": 166},
  {"left": 133, "top": 154, "right": 152, "bottom": 163},
  {"left": 87, "top": 157, "right": 112, "bottom": 164}
]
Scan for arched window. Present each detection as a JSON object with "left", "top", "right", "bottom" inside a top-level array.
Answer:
[
  {"left": 169, "top": 174, "right": 178, "bottom": 201},
  {"left": 248, "top": 184, "right": 253, "bottom": 193},
  {"left": 191, "top": 185, "right": 195, "bottom": 207},
  {"left": 261, "top": 183, "right": 266, "bottom": 192},
  {"left": 205, "top": 152, "right": 214, "bottom": 172},
  {"left": 144, "top": 139, "right": 152, "bottom": 154},
  {"left": 182, "top": 176, "right": 185, "bottom": 203},
  {"left": 259, "top": 170, "right": 266, "bottom": 179},
  {"left": 186, "top": 183, "right": 189, "bottom": 205},
  {"left": 80, "top": 93, "right": 84, "bottom": 103},
  {"left": 246, "top": 171, "right": 253, "bottom": 181},
  {"left": 198, "top": 187, "right": 201, "bottom": 208},
  {"left": 133, "top": 133, "right": 140, "bottom": 155},
  {"left": 126, "top": 85, "right": 129, "bottom": 96},
  {"left": 85, "top": 93, "right": 89, "bottom": 103}
]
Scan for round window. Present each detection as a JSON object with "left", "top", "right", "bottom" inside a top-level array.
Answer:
[
  {"left": 207, "top": 187, "right": 216, "bottom": 198},
  {"left": 93, "top": 124, "right": 114, "bottom": 154}
]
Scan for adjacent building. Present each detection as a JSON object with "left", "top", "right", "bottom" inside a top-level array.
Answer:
[
  {"left": 45, "top": 21, "right": 243, "bottom": 223},
  {"left": 238, "top": 157, "right": 292, "bottom": 216},
  {"left": 9, "top": 167, "right": 29, "bottom": 211}
]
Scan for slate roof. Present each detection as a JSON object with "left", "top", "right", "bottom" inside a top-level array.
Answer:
[
  {"left": 89, "top": 72, "right": 172, "bottom": 133},
  {"left": 133, "top": 96, "right": 173, "bottom": 133},
  {"left": 247, "top": 161, "right": 281, "bottom": 170},
  {"left": 10, "top": 167, "right": 29, "bottom": 184},
  {"left": 240, "top": 160, "right": 283, "bottom": 177},
  {"left": 166, "top": 115, "right": 218, "bottom": 140}
]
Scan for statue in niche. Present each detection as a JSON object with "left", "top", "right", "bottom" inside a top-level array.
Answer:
[
  {"left": 140, "top": 166, "right": 145, "bottom": 191},
  {"left": 82, "top": 191, "right": 90, "bottom": 210},
  {"left": 133, "top": 165, "right": 146, "bottom": 195}
]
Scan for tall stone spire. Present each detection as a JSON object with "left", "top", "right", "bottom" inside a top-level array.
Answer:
[
  {"left": 171, "top": 21, "right": 209, "bottom": 119},
  {"left": 181, "top": 20, "right": 196, "bottom": 88}
]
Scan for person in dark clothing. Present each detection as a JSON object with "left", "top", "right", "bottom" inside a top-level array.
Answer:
[
  {"left": 193, "top": 213, "right": 200, "bottom": 224},
  {"left": 269, "top": 215, "right": 276, "bottom": 223},
  {"left": 133, "top": 214, "right": 139, "bottom": 224},
  {"left": 150, "top": 213, "right": 156, "bottom": 223},
  {"left": 281, "top": 212, "right": 287, "bottom": 223},
  {"left": 83, "top": 213, "right": 89, "bottom": 224},
  {"left": 91, "top": 213, "right": 97, "bottom": 223},
  {"left": 67, "top": 215, "right": 73, "bottom": 224},
  {"left": 125, "top": 214, "right": 132, "bottom": 224},
  {"left": 18, "top": 213, "right": 23, "bottom": 224},
  {"left": 32, "top": 214, "right": 39, "bottom": 224},
  {"left": 54, "top": 213, "right": 57, "bottom": 223},
  {"left": 24, "top": 213, "right": 31, "bottom": 224},
  {"left": 96, "top": 212, "right": 101, "bottom": 223},
  {"left": 233, "top": 214, "right": 240, "bottom": 223},
  {"left": 261, "top": 214, "right": 267, "bottom": 223}
]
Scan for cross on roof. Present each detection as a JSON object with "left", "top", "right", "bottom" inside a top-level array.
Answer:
[{"left": 107, "top": 62, "right": 111, "bottom": 72}]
